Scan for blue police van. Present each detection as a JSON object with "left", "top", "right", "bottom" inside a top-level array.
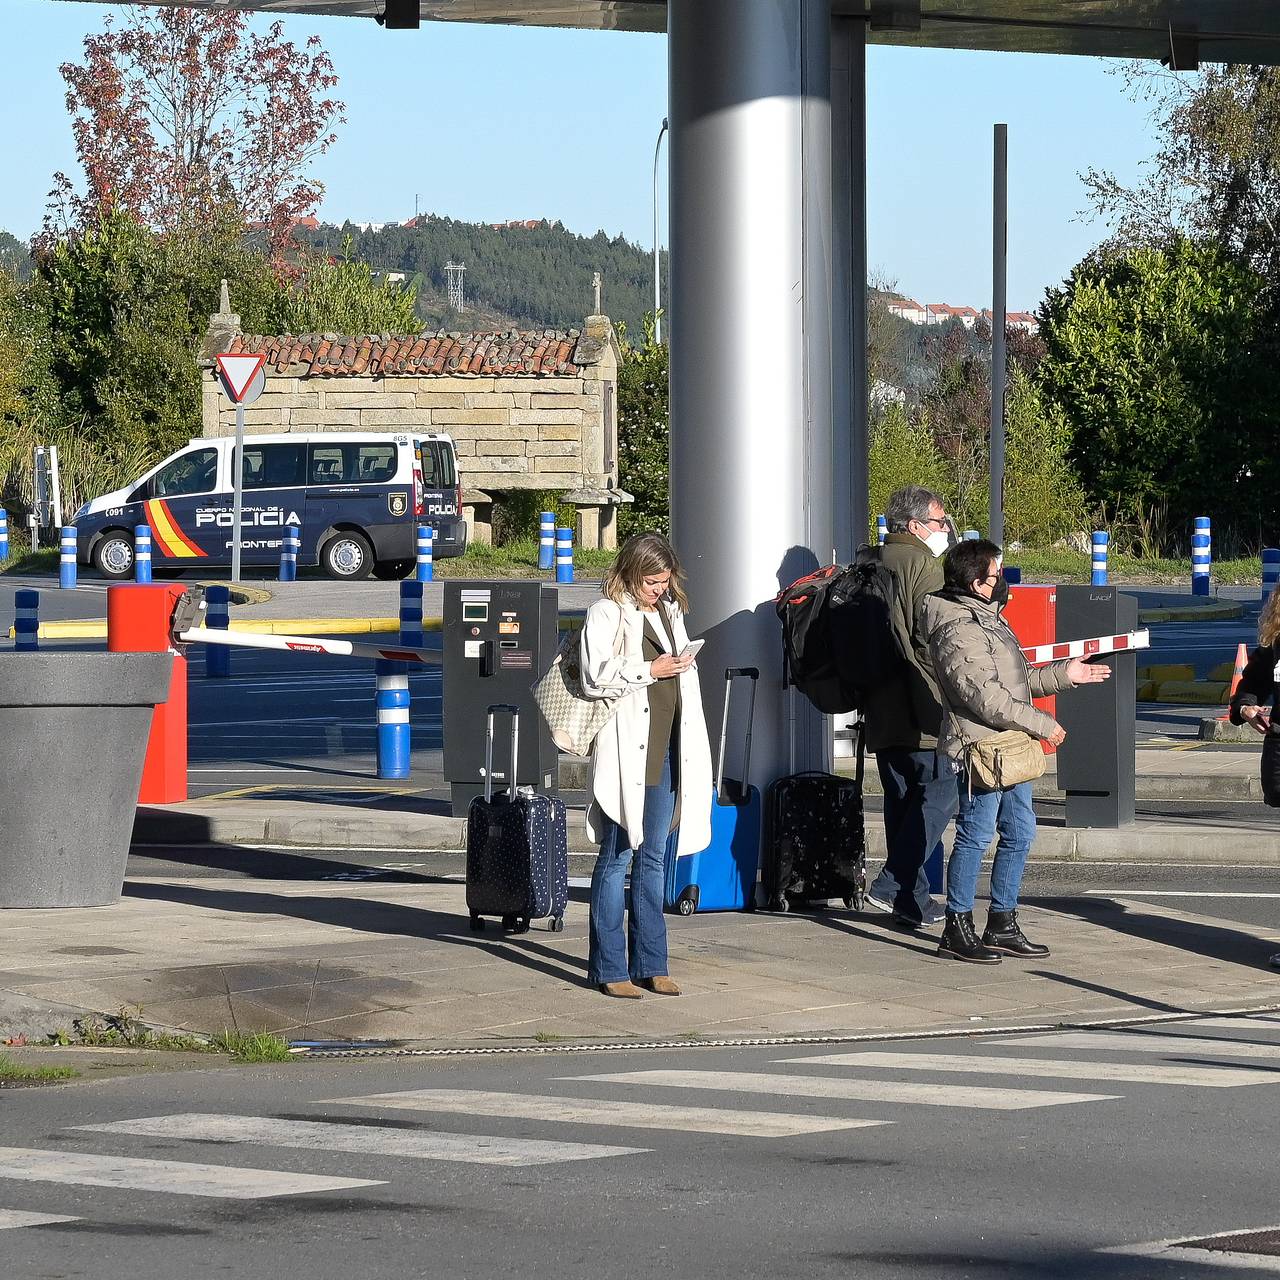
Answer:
[{"left": 72, "top": 432, "right": 467, "bottom": 580}]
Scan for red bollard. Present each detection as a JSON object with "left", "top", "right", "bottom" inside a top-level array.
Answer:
[
  {"left": 107, "top": 583, "right": 188, "bottom": 804},
  {"left": 1004, "top": 584, "right": 1058, "bottom": 755}
]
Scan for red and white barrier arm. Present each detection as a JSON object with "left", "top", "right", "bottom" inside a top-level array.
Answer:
[
  {"left": 1020, "top": 628, "right": 1150, "bottom": 667},
  {"left": 177, "top": 626, "right": 437, "bottom": 666}
]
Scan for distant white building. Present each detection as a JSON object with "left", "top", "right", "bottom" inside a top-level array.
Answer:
[{"left": 885, "top": 295, "right": 926, "bottom": 324}]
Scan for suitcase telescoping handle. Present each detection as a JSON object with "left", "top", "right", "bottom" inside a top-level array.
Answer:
[
  {"left": 717, "top": 667, "right": 759, "bottom": 807},
  {"left": 484, "top": 703, "right": 520, "bottom": 804}
]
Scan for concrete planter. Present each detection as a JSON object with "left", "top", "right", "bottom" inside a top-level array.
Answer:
[{"left": 0, "top": 652, "right": 172, "bottom": 908}]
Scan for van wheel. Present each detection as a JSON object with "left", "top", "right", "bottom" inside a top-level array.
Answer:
[
  {"left": 372, "top": 560, "right": 413, "bottom": 580},
  {"left": 92, "top": 530, "right": 134, "bottom": 579},
  {"left": 320, "top": 531, "right": 374, "bottom": 580}
]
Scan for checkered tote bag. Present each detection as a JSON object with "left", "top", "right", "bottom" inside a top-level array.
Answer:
[{"left": 532, "top": 616, "right": 624, "bottom": 756}]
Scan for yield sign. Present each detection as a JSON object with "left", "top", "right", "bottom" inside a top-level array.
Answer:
[{"left": 215, "top": 352, "right": 267, "bottom": 404}]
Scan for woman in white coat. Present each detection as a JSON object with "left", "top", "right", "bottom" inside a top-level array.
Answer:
[{"left": 579, "top": 534, "right": 713, "bottom": 998}]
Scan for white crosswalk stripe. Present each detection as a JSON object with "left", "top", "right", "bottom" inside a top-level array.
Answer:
[
  {"left": 565, "top": 1070, "right": 1118, "bottom": 1110},
  {"left": 0, "top": 1147, "right": 383, "bottom": 1200},
  {"left": 326, "top": 1088, "right": 888, "bottom": 1137},
  {"left": 77, "top": 1114, "right": 646, "bottom": 1166},
  {"left": 995, "top": 1032, "right": 1280, "bottom": 1060},
  {"left": 783, "top": 1051, "right": 1280, "bottom": 1088},
  {"left": 0, "top": 1209, "right": 79, "bottom": 1230}
]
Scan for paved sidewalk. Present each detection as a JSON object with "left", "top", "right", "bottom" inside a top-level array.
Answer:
[{"left": 2, "top": 874, "right": 1277, "bottom": 1047}]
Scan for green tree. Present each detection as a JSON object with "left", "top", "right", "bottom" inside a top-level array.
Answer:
[
  {"left": 616, "top": 317, "right": 669, "bottom": 538},
  {"left": 1002, "top": 365, "right": 1088, "bottom": 546},
  {"left": 867, "top": 400, "right": 947, "bottom": 540},
  {"left": 282, "top": 241, "right": 419, "bottom": 333},
  {"left": 1037, "top": 236, "right": 1271, "bottom": 538}
]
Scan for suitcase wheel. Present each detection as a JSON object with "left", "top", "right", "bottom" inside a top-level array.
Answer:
[
  {"left": 501, "top": 914, "right": 518, "bottom": 932},
  {"left": 842, "top": 897, "right": 854, "bottom": 911},
  {"left": 548, "top": 916, "right": 564, "bottom": 933},
  {"left": 675, "top": 886, "right": 698, "bottom": 916},
  {"left": 676, "top": 898, "right": 695, "bottom": 917},
  {"left": 469, "top": 913, "right": 485, "bottom": 932},
  {"left": 772, "top": 894, "right": 790, "bottom": 914}
]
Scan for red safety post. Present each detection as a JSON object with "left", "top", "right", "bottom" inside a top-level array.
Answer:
[
  {"left": 107, "top": 583, "right": 188, "bottom": 804},
  {"left": 1004, "top": 584, "right": 1058, "bottom": 756}
]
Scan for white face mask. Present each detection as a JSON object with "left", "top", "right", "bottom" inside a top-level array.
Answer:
[{"left": 923, "top": 528, "right": 952, "bottom": 558}]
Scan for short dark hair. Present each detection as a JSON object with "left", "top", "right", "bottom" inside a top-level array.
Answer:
[
  {"left": 884, "top": 485, "right": 944, "bottom": 534},
  {"left": 943, "top": 538, "right": 1002, "bottom": 593}
]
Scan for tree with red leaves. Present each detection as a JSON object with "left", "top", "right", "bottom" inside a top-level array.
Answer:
[{"left": 48, "top": 7, "right": 344, "bottom": 256}]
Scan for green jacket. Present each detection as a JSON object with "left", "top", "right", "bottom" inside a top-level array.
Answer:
[{"left": 860, "top": 533, "right": 945, "bottom": 752}]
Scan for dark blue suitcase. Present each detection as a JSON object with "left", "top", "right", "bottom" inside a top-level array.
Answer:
[
  {"left": 466, "top": 705, "right": 569, "bottom": 934},
  {"left": 664, "top": 668, "right": 762, "bottom": 915}
]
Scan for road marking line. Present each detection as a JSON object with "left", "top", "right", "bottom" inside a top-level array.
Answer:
[
  {"left": 565, "top": 1071, "right": 1117, "bottom": 1110},
  {"left": 0, "top": 1209, "right": 79, "bottom": 1230},
  {"left": 1183, "top": 1016, "right": 1280, "bottom": 1030},
  {"left": 76, "top": 1114, "right": 645, "bottom": 1166},
  {"left": 1085, "top": 890, "right": 1280, "bottom": 899},
  {"left": 781, "top": 1052, "right": 1280, "bottom": 1088},
  {"left": 0, "top": 1146, "right": 383, "bottom": 1199},
  {"left": 996, "top": 1032, "right": 1280, "bottom": 1059},
  {"left": 326, "top": 1088, "right": 887, "bottom": 1137}
]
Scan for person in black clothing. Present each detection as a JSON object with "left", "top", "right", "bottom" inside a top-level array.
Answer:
[{"left": 1228, "top": 586, "right": 1280, "bottom": 971}]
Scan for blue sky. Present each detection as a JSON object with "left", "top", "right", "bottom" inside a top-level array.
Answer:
[{"left": 1, "top": 1, "right": 1157, "bottom": 312}]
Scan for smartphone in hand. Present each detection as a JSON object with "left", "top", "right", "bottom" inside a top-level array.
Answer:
[{"left": 680, "top": 639, "right": 705, "bottom": 661}]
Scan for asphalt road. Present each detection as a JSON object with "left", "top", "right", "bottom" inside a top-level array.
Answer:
[{"left": 2, "top": 1011, "right": 1278, "bottom": 1278}]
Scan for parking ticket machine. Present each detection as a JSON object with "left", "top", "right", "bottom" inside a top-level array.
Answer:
[{"left": 443, "top": 580, "right": 559, "bottom": 815}]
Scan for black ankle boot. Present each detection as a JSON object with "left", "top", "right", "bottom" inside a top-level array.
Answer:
[
  {"left": 982, "top": 909, "right": 1050, "bottom": 958},
  {"left": 937, "top": 910, "right": 1002, "bottom": 964}
]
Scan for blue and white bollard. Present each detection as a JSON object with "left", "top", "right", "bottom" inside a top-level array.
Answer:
[
  {"left": 555, "top": 526, "right": 574, "bottom": 584},
  {"left": 14, "top": 589, "right": 38, "bottom": 651},
  {"left": 416, "top": 523, "right": 433, "bottom": 582},
  {"left": 1263, "top": 548, "right": 1280, "bottom": 603},
  {"left": 205, "top": 584, "right": 231, "bottom": 678},
  {"left": 375, "top": 658, "right": 411, "bottom": 780},
  {"left": 59, "top": 527, "right": 77, "bottom": 589},
  {"left": 399, "top": 579, "right": 425, "bottom": 648},
  {"left": 278, "top": 524, "right": 299, "bottom": 582},
  {"left": 0, "top": 508, "right": 9, "bottom": 562},
  {"left": 134, "top": 524, "right": 152, "bottom": 584},
  {"left": 876, "top": 515, "right": 887, "bottom": 546},
  {"left": 538, "top": 511, "right": 556, "bottom": 571},
  {"left": 1192, "top": 516, "right": 1211, "bottom": 597},
  {"left": 1091, "top": 531, "right": 1109, "bottom": 587}
]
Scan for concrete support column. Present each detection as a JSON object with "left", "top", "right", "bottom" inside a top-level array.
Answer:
[
  {"left": 831, "top": 15, "right": 869, "bottom": 560},
  {"left": 669, "top": 0, "right": 834, "bottom": 782}
]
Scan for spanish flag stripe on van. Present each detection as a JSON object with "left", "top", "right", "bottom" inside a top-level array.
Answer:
[{"left": 145, "top": 499, "right": 206, "bottom": 559}]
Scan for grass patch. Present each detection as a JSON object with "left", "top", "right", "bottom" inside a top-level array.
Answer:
[
  {"left": 0, "top": 1053, "right": 79, "bottom": 1085},
  {"left": 51, "top": 1013, "right": 292, "bottom": 1063},
  {"left": 0, "top": 545, "right": 59, "bottom": 575},
  {"left": 1010, "top": 548, "right": 1262, "bottom": 586},
  {"left": 435, "top": 538, "right": 614, "bottom": 579}
]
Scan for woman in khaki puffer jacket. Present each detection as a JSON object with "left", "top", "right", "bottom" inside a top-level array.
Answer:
[{"left": 920, "top": 539, "right": 1110, "bottom": 964}]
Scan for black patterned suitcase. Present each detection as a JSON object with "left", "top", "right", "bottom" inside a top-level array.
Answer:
[
  {"left": 761, "top": 720, "right": 867, "bottom": 913},
  {"left": 466, "top": 704, "right": 569, "bottom": 934}
]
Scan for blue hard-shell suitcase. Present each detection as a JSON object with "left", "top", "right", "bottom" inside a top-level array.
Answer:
[
  {"left": 664, "top": 668, "right": 762, "bottom": 915},
  {"left": 466, "top": 704, "right": 569, "bottom": 934}
]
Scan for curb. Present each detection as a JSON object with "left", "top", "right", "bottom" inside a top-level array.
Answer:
[
  {"left": 1138, "top": 601, "right": 1245, "bottom": 623},
  {"left": 132, "top": 806, "right": 1280, "bottom": 865}
]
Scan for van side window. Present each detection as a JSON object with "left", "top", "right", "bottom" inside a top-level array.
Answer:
[
  {"left": 241, "top": 443, "right": 307, "bottom": 489},
  {"left": 307, "top": 443, "right": 398, "bottom": 486},
  {"left": 153, "top": 448, "right": 219, "bottom": 498}
]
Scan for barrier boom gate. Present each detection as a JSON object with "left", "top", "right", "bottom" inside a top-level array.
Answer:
[{"left": 178, "top": 625, "right": 436, "bottom": 666}]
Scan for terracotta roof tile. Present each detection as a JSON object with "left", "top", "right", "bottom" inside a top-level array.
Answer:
[{"left": 227, "top": 328, "right": 585, "bottom": 378}]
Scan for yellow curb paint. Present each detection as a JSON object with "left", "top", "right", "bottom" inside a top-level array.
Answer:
[{"left": 1151, "top": 680, "right": 1230, "bottom": 705}]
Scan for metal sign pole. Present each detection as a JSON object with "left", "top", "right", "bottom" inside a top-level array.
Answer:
[
  {"left": 231, "top": 400, "right": 245, "bottom": 584},
  {"left": 989, "top": 121, "right": 1009, "bottom": 547}
]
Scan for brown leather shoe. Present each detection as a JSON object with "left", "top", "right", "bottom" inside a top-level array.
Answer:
[
  {"left": 637, "top": 975, "right": 681, "bottom": 996},
  {"left": 599, "top": 981, "right": 644, "bottom": 999}
]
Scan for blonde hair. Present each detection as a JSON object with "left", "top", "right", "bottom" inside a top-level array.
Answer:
[
  {"left": 1262, "top": 584, "right": 1280, "bottom": 647},
  {"left": 601, "top": 533, "right": 690, "bottom": 613}
]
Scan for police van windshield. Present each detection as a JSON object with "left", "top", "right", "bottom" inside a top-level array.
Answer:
[
  {"left": 153, "top": 447, "right": 218, "bottom": 498},
  {"left": 309, "top": 442, "right": 397, "bottom": 486}
]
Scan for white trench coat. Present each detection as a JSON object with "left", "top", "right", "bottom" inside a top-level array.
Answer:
[{"left": 578, "top": 594, "right": 713, "bottom": 858}]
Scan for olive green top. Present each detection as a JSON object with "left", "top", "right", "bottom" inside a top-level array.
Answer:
[{"left": 640, "top": 604, "right": 681, "bottom": 786}]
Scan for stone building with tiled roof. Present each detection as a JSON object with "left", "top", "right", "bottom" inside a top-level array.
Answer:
[{"left": 201, "top": 285, "right": 629, "bottom": 548}]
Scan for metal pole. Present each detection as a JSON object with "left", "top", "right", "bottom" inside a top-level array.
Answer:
[
  {"left": 989, "top": 122, "right": 1008, "bottom": 547},
  {"left": 49, "top": 446, "right": 63, "bottom": 529},
  {"left": 653, "top": 117, "right": 669, "bottom": 343},
  {"left": 231, "top": 401, "right": 245, "bottom": 583}
]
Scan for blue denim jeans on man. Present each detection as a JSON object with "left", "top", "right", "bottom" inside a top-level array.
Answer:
[
  {"left": 588, "top": 749, "right": 677, "bottom": 985},
  {"left": 945, "top": 779, "right": 1037, "bottom": 913}
]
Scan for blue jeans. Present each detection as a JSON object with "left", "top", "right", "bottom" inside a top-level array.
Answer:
[
  {"left": 871, "top": 748, "right": 958, "bottom": 920},
  {"left": 945, "top": 780, "right": 1037, "bottom": 914},
  {"left": 588, "top": 751, "right": 678, "bottom": 985}
]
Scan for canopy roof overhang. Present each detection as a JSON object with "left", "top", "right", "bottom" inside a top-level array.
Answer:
[{"left": 59, "top": 0, "right": 1280, "bottom": 62}]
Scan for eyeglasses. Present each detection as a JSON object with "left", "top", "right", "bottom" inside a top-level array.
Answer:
[{"left": 918, "top": 516, "right": 949, "bottom": 529}]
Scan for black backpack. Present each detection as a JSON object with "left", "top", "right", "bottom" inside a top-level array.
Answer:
[{"left": 774, "top": 552, "right": 905, "bottom": 714}]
